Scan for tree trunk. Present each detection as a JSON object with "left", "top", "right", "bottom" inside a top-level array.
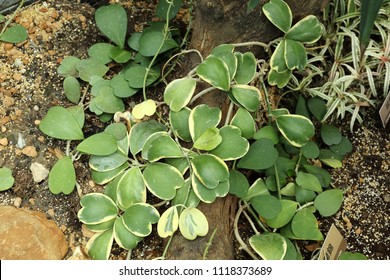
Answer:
[{"left": 166, "top": 0, "right": 327, "bottom": 260}]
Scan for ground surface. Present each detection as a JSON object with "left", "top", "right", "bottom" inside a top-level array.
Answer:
[{"left": 0, "top": 0, "right": 388, "bottom": 260}]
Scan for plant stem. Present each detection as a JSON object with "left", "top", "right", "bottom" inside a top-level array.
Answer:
[
  {"left": 242, "top": 200, "right": 269, "bottom": 233},
  {"left": 224, "top": 101, "right": 234, "bottom": 126},
  {"left": 260, "top": 80, "right": 273, "bottom": 125},
  {"left": 274, "top": 165, "right": 282, "bottom": 200},
  {"left": 297, "top": 201, "right": 314, "bottom": 212},
  {"left": 202, "top": 227, "right": 218, "bottom": 260},
  {"left": 189, "top": 86, "right": 215, "bottom": 104},
  {"left": 161, "top": 234, "right": 174, "bottom": 260}
]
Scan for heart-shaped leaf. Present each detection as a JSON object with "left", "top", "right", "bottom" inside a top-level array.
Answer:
[
  {"left": 104, "top": 123, "right": 127, "bottom": 140},
  {"left": 122, "top": 203, "right": 160, "bottom": 237},
  {"left": 179, "top": 208, "right": 208, "bottom": 240},
  {"left": 124, "top": 63, "right": 160, "bottom": 88},
  {"left": 262, "top": 0, "right": 292, "bottom": 33},
  {"left": 191, "top": 174, "right": 218, "bottom": 203},
  {"left": 139, "top": 28, "right": 178, "bottom": 57},
  {"left": 0, "top": 167, "right": 14, "bottom": 191},
  {"left": 57, "top": 56, "right": 81, "bottom": 77},
  {"left": 249, "top": 233, "right": 287, "bottom": 260},
  {"left": 295, "top": 186, "right": 316, "bottom": 204},
  {"left": 296, "top": 171, "right": 322, "bottom": 193},
  {"left": 267, "top": 68, "right": 292, "bottom": 88},
  {"left": 270, "top": 40, "right": 288, "bottom": 72},
  {"left": 164, "top": 78, "right": 196, "bottom": 112},
  {"left": 169, "top": 107, "right": 192, "bottom": 142},
  {"left": 89, "top": 151, "right": 128, "bottom": 172},
  {"left": 141, "top": 132, "right": 182, "bottom": 161},
  {"left": 230, "top": 107, "right": 256, "bottom": 139},
  {"left": 171, "top": 179, "right": 200, "bottom": 208},
  {"left": 304, "top": 165, "right": 331, "bottom": 188},
  {"left": 165, "top": 157, "right": 190, "bottom": 175},
  {"left": 63, "top": 76, "right": 81, "bottom": 104},
  {"left": 78, "top": 193, "right": 118, "bottom": 225},
  {"left": 157, "top": 206, "right": 179, "bottom": 238},
  {"left": 329, "top": 136, "right": 352, "bottom": 156},
  {"left": 88, "top": 43, "right": 114, "bottom": 64},
  {"left": 193, "top": 127, "right": 222, "bottom": 151},
  {"left": 93, "top": 86, "right": 125, "bottom": 114},
  {"left": 291, "top": 208, "right": 324, "bottom": 240},
  {"left": 129, "top": 120, "right": 166, "bottom": 155},
  {"left": 244, "top": 178, "right": 270, "bottom": 201},
  {"left": 212, "top": 49, "right": 237, "bottom": 81},
  {"left": 276, "top": 114, "right": 314, "bottom": 147},
  {"left": 234, "top": 52, "right": 257, "bottom": 84},
  {"left": 280, "top": 182, "right": 297, "bottom": 197},
  {"left": 301, "top": 141, "right": 320, "bottom": 159},
  {"left": 210, "top": 125, "right": 249, "bottom": 160},
  {"left": 284, "top": 39, "right": 307, "bottom": 71},
  {"left": 251, "top": 195, "right": 282, "bottom": 219},
  {"left": 321, "top": 124, "right": 342, "bottom": 146},
  {"left": 266, "top": 199, "right": 297, "bottom": 228},
  {"left": 196, "top": 55, "right": 230, "bottom": 91},
  {"left": 116, "top": 167, "right": 147, "bottom": 210},
  {"left": 66, "top": 105, "right": 85, "bottom": 129},
  {"left": 0, "top": 24, "right": 28, "bottom": 43},
  {"left": 229, "top": 169, "right": 249, "bottom": 198},
  {"left": 39, "top": 106, "right": 84, "bottom": 140},
  {"left": 143, "top": 163, "right": 184, "bottom": 200},
  {"left": 314, "top": 189, "right": 343, "bottom": 217},
  {"left": 76, "top": 58, "right": 109, "bottom": 82},
  {"left": 95, "top": 4, "right": 127, "bottom": 48},
  {"left": 110, "top": 73, "right": 138, "bottom": 98},
  {"left": 307, "top": 97, "right": 327, "bottom": 121},
  {"left": 318, "top": 149, "right": 343, "bottom": 168},
  {"left": 86, "top": 229, "right": 114, "bottom": 260},
  {"left": 191, "top": 154, "right": 229, "bottom": 189},
  {"left": 189, "top": 104, "right": 221, "bottom": 142},
  {"left": 114, "top": 216, "right": 143, "bottom": 250},
  {"left": 77, "top": 132, "right": 117, "bottom": 156},
  {"left": 109, "top": 46, "right": 132, "bottom": 63},
  {"left": 48, "top": 156, "right": 76, "bottom": 195},
  {"left": 91, "top": 162, "right": 129, "bottom": 185},
  {"left": 253, "top": 125, "right": 279, "bottom": 144},
  {"left": 231, "top": 85, "right": 261, "bottom": 112},
  {"left": 86, "top": 219, "right": 116, "bottom": 233},
  {"left": 237, "top": 138, "right": 278, "bottom": 170},
  {"left": 132, "top": 99, "right": 156, "bottom": 120},
  {"left": 285, "top": 15, "right": 323, "bottom": 43}
]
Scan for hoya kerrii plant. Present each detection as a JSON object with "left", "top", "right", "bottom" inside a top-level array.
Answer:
[
  {"left": 0, "top": 0, "right": 28, "bottom": 44},
  {"left": 38, "top": 0, "right": 351, "bottom": 260}
]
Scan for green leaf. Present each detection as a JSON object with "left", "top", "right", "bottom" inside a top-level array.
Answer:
[
  {"left": 193, "top": 127, "right": 222, "bottom": 151},
  {"left": 330, "top": 136, "right": 353, "bottom": 156},
  {"left": 266, "top": 199, "right": 297, "bottom": 228},
  {"left": 0, "top": 167, "right": 14, "bottom": 191},
  {"left": 95, "top": 4, "right": 127, "bottom": 48},
  {"left": 77, "top": 132, "right": 117, "bottom": 156},
  {"left": 141, "top": 132, "right": 182, "bottom": 161},
  {"left": 318, "top": 149, "right": 343, "bottom": 168},
  {"left": 110, "top": 73, "right": 138, "bottom": 98},
  {"left": 231, "top": 85, "right": 261, "bottom": 112},
  {"left": 267, "top": 69, "right": 292, "bottom": 88},
  {"left": 139, "top": 28, "right": 178, "bottom": 57},
  {"left": 296, "top": 171, "right": 322, "bottom": 193},
  {"left": 249, "top": 233, "right": 287, "bottom": 260},
  {"left": 230, "top": 107, "right": 256, "bottom": 139},
  {"left": 301, "top": 141, "right": 320, "bottom": 159},
  {"left": 191, "top": 174, "right": 218, "bottom": 203},
  {"left": 280, "top": 182, "right": 296, "bottom": 197},
  {"left": 157, "top": 206, "right": 179, "bottom": 238},
  {"left": 210, "top": 125, "right": 249, "bottom": 160},
  {"left": 116, "top": 167, "right": 147, "bottom": 210},
  {"left": 109, "top": 46, "right": 132, "bottom": 63},
  {"left": 143, "top": 163, "right": 184, "bottom": 200},
  {"left": 86, "top": 219, "right": 116, "bottom": 232},
  {"left": 63, "top": 76, "right": 81, "bottom": 104},
  {"left": 284, "top": 39, "right": 307, "bottom": 71},
  {"left": 276, "top": 114, "right": 314, "bottom": 147},
  {"left": 0, "top": 24, "right": 28, "bottom": 43},
  {"left": 291, "top": 208, "right": 323, "bottom": 240},
  {"left": 303, "top": 164, "right": 331, "bottom": 188},
  {"left": 196, "top": 55, "right": 231, "bottom": 91},
  {"left": 171, "top": 179, "right": 200, "bottom": 208},
  {"left": 234, "top": 52, "right": 257, "bottom": 84},
  {"left": 93, "top": 86, "right": 125, "bottom": 114},
  {"left": 127, "top": 32, "right": 141, "bottom": 51},
  {"left": 156, "top": 0, "right": 183, "bottom": 20},
  {"left": 295, "top": 95, "right": 310, "bottom": 118},
  {"left": 189, "top": 104, "right": 221, "bottom": 142},
  {"left": 262, "top": 0, "right": 292, "bottom": 32},
  {"left": 251, "top": 195, "right": 282, "bottom": 219},
  {"left": 314, "top": 189, "right": 343, "bottom": 217},
  {"left": 39, "top": 106, "right": 84, "bottom": 140},
  {"left": 122, "top": 203, "right": 160, "bottom": 237},
  {"left": 244, "top": 178, "right": 270, "bottom": 201},
  {"left": 57, "top": 56, "right": 80, "bottom": 77},
  {"left": 114, "top": 216, "right": 143, "bottom": 250},
  {"left": 104, "top": 123, "right": 128, "bottom": 140},
  {"left": 307, "top": 97, "right": 327, "bottom": 121},
  {"left": 169, "top": 108, "right": 192, "bottom": 142},
  {"left": 285, "top": 15, "right": 323, "bottom": 43},
  {"left": 87, "top": 43, "right": 114, "bottom": 64},
  {"left": 164, "top": 78, "right": 196, "bottom": 112},
  {"left": 321, "top": 124, "right": 342, "bottom": 146},
  {"left": 66, "top": 105, "right": 85, "bottom": 129},
  {"left": 270, "top": 40, "right": 288, "bottom": 72},
  {"left": 338, "top": 252, "right": 368, "bottom": 260},
  {"left": 76, "top": 59, "right": 109, "bottom": 82},
  {"left": 179, "top": 208, "right": 208, "bottom": 240},
  {"left": 359, "top": 0, "right": 384, "bottom": 50},
  {"left": 86, "top": 229, "right": 114, "bottom": 260},
  {"left": 129, "top": 120, "right": 166, "bottom": 155},
  {"left": 247, "top": 0, "right": 261, "bottom": 13},
  {"left": 132, "top": 99, "right": 156, "bottom": 120},
  {"left": 124, "top": 63, "right": 160, "bottom": 88},
  {"left": 253, "top": 125, "right": 279, "bottom": 144},
  {"left": 78, "top": 193, "right": 118, "bottom": 225},
  {"left": 237, "top": 138, "right": 278, "bottom": 170},
  {"left": 91, "top": 162, "right": 129, "bottom": 185},
  {"left": 48, "top": 156, "right": 76, "bottom": 195},
  {"left": 229, "top": 169, "right": 250, "bottom": 198},
  {"left": 212, "top": 49, "right": 238, "bottom": 82},
  {"left": 191, "top": 154, "right": 229, "bottom": 189}
]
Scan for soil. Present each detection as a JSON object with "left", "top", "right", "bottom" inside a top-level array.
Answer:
[{"left": 0, "top": 0, "right": 389, "bottom": 260}]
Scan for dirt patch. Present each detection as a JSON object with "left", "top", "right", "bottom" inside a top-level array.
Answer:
[{"left": 0, "top": 0, "right": 388, "bottom": 260}]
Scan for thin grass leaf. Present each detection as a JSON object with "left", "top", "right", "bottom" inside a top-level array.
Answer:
[{"left": 359, "top": 0, "right": 384, "bottom": 51}]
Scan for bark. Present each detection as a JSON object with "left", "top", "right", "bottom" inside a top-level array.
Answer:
[{"left": 166, "top": 0, "right": 327, "bottom": 260}]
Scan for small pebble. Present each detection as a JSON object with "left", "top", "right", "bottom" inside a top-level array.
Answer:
[
  {"left": 33, "top": 105, "right": 39, "bottom": 111},
  {"left": 13, "top": 197, "right": 22, "bottom": 208},
  {"left": 22, "top": 146, "right": 38, "bottom": 157},
  {"left": 0, "top": 137, "right": 8, "bottom": 146},
  {"left": 30, "top": 162, "right": 49, "bottom": 182},
  {"left": 2, "top": 96, "right": 15, "bottom": 107}
]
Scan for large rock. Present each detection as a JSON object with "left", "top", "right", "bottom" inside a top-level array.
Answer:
[{"left": 0, "top": 206, "right": 68, "bottom": 259}]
